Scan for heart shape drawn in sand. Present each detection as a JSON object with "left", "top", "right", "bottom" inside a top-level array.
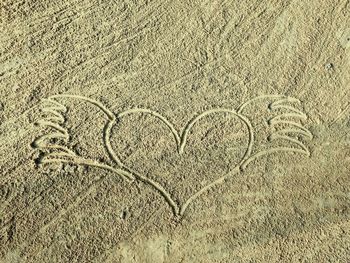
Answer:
[{"left": 33, "top": 94, "right": 313, "bottom": 217}]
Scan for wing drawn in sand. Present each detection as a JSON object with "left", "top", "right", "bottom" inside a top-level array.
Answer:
[
  {"left": 237, "top": 95, "right": 313, "bottom": 170},
  {"left": 32, "top": 94, "right": 313, "bottom": 217},
  {"left": 32, "top": 95, "right": 134, "bottom": 182}
]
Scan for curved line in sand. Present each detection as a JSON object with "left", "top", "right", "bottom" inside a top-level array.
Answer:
[
  {"left": 240, "top": 147, "right": 310, "bottom": 170},
  {"left": 49, "top": 94, "right": 115, "bottom": 120},
  {"left": 115, "top": 107, "right": 254, "bottom": 216},
  {"left": 33, "top": 94, "right": 312, "bottom": 217},
  {"left": 117, "top": 108, "right": 181, "bottom": 146},
  {"left": 41, "top": 157, "right": 135, "bottom": 182}
]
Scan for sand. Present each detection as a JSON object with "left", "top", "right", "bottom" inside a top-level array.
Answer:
[{"left": 0, "top": 0, "right": 349, "bottom": 262}]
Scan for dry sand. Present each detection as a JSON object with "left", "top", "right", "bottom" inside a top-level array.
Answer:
[{"left": 0, "top": 0, "right": 350, "bottom": 262}]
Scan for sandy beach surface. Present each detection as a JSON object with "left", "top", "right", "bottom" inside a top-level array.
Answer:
[{"left": 0, "top": 0, "right": 349, "bottom": 262}]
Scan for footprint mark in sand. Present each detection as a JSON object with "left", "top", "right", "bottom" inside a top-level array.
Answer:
[{"left": 31, "top": 94, "right": 313, "bottom": 217}]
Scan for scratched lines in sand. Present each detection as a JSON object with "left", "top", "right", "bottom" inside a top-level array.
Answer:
[{"left": 31, "top": 94, "right": 313, "bottom": 217}]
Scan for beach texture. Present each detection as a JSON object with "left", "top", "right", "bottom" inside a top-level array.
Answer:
[{"left": 0, "top": 0, "right": 350, "bottom": 262}]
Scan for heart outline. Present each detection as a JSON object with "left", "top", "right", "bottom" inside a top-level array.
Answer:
[
  {"left": 105, "top": 108, "right": 254, "bottom": 216},
  {"left": 33, "top": 94, "right": 312, "bottom": 218}
]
